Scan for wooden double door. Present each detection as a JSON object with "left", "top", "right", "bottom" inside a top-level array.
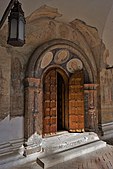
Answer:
[{"left": 43, "top": 69, "right": 84, "bottom": 135}]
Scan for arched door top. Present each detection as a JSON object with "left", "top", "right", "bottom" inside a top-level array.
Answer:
[{"left": 26, "top": 39, "right": 97, "bottom": 84}]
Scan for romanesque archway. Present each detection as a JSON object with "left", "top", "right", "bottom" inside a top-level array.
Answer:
[{"left": 24, "top": 39, "right": 98, "bottom": 140}]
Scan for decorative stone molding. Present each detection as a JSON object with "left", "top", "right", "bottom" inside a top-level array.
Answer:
[
  {"left": 99, "top": 122, "right": 113, "bottom": 139},
  {"left": 70, "top": 19, "right": 104, "bottom": 70},
  {"left": 26, "top": 39, "right": 97, "bottom": 84},
  {"left": 23, "top": 132, "right": 42, "bottom": 156},
  {"left": 0, "top": 138, "right": 24, "bottom": 157},
  {"left": 27, "top": 5, "right": 62, "bottom": 23}
]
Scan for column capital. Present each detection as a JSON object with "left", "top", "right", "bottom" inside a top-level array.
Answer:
[
  {"left": 84, "top": 84, "right": 98, "bottom": 91},
  {"left": 24, "top": 78, "right": 41, "bottom": 88}
]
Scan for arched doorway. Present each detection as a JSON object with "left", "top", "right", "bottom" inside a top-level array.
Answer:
[
  {"left": 43, "top": 68, "right": 84, "bottom": 136},
  {"left": 24, "top": 39, "right": 98, "bottom": 140}
]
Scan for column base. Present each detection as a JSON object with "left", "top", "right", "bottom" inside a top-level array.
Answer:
[
  {"left": 98, "top": 122, "right": 113, "bottom": 139},
  {"left": 23, "top": 133, "right": 42, "bottom": 156}
]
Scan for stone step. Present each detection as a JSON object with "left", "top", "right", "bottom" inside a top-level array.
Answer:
[
  {"left": 41, "top": 132, "right": 100, "bottom": 156},
  {"left": 37, "top": 140, "right": 106, "bottom": 169}
]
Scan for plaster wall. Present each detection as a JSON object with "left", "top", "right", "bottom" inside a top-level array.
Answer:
[
  {"left": 102, "top": 2, "right": 113, "bottom": 66},
  {"left": 100, "top": 69, "right": 113, "bottom": 124},
  {"left": 0, "top": 116, "right": 24, "bottom": 143}
]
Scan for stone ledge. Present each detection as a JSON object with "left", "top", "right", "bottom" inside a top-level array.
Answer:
[
  {"left": 0, "top": 138, "right": 24, "bottom": 157},
  {"left": 41, "top": 132, "right": 99, "bottom": 155},
  {"left": 0, "top": 152, "right": 41, "bottom": 169},
  {"left": 99, "top": 122, "right": 113, "bottom": 139},
  {"left": 37, "top": 140, "right": 106, "bottom": 169}
]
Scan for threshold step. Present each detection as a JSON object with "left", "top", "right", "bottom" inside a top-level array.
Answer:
[{"left": 37, "top": 140, "right": 106, "bottom": 169}]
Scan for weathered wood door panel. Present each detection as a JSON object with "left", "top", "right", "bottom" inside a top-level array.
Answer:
[
  {"left": 69, "top": 70, "right": 84, "bottom": 132},
  {"left": 43, "top": 70, "right": 57, "bottom": 135},
  {"left": 43, "top": 68, "right": 84, "bottom": 135}
]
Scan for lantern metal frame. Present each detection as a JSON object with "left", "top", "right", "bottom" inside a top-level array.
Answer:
[{"left": 0, "top": 0, "right": 25, "bottom": 47}]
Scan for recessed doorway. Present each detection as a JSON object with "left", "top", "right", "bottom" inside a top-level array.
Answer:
[{"left": 43, "top": 68, "right": 84, "bottom": 136}]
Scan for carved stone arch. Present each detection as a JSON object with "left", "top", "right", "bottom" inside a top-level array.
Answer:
[
  {"left": 25, "top": 39, "right": 97, "bottom": 83},
  {"left": 24, "top": 39, "right": 98, "bottom": 140}
]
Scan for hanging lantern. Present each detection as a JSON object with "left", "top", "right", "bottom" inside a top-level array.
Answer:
[{"left": 7, "top": 0, "right": 25, "bottom": 47}]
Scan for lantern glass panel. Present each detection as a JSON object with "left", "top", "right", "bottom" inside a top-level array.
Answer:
[
  {"left": 10, "top": 19, "right": 17, "bottom": 38},
  {"left": 19, "top": 20, "right": 24, "bottom": 40}
]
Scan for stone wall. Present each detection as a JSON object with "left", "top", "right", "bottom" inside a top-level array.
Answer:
[
  {"left": 100, "top": 68, "right": 113, "bottom": 123},
  {"left": 10, "top": 57, "right": 24, "bottom": 117},
  {"left": 0, "top": 5, "right": 104, "bottom": 120},
  {"left": 98, "top": 68, "right": 113, "bottom": 137},
  {"left": 0, "top": 47, "right": 11, "bottom": 120}
]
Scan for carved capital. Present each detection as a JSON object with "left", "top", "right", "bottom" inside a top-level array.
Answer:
[
  {"left": 24, "top": 78, "right": 41, "bottom": 88},
  {"left": 84, "top": 84, "right": 98, "bottom": 92}
]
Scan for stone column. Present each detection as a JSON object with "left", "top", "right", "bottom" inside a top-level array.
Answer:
[
  {"left": 84, "top": 84, "right": 98, "bottom": 132},
  {"left": 23, "top": 78, "right": 42, "bottom": 156}
]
